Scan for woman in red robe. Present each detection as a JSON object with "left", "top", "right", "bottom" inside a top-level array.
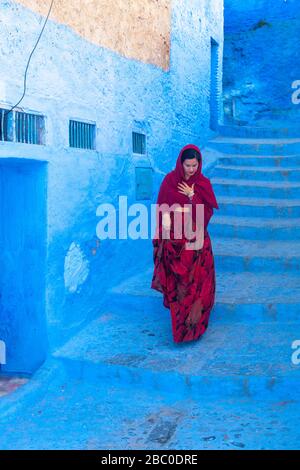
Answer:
[{"left": 151, "top": 144, "right": 219, "bottom": 343}]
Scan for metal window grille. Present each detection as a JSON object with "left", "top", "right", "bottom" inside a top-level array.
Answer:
[
  {"left": 132, "top": 132, "right": 146, "bottom": 155},
  {"left": 69, "top": 120, "right": 95, "bottom": 150},
  {"left": 15, "top": 111, "right": 45, "bottom": 145},
  {"left": 0, "top": 108, "right": 10, "bottom": 142}
]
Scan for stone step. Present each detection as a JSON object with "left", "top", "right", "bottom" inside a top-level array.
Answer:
[
  {"left": 210, "top": 214, "right": 300, "bottom": 240},
  {"left": 213, "top": 165, "right": 300, "bottom": 182},
  {"left": 212, "top": 237, "right": 300, "bottom": 273},
  {"left": 207, "top": 137, "right": 300, "bottom": 155},
  {"left": 214, "top": 271, "right": 300, "bottom": 322},
  {"left": 53, "top": 297, "right": 300, "bottom": 401},
  {"left": 215, "top": 154, "right": 300, "bottom": 168},
  {"left": 2, "top": 358, "right": 300, "bottom": 449},
  {"left": 217, "top": 196, "right": 300, "bottom": 218},
  {"left": 211, "top": 177, "right": 300, "bottom": 199},
  {"left": 107, "top": 269, "right": 300, "bottom": 323},
  {"left": 218, "top": 124, "right": 300, "bottom": 139}
]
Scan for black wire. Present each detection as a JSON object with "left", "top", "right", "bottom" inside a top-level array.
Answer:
[{"left": 5, "top": 0, "right": 55, "bottom": 117}]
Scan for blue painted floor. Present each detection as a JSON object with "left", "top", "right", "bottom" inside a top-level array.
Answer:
[
  {"left": 1, "top": 369, "right": 300, "bottom": 450},
  {"left": 1, "top": 125, "right": 300, "bottom": 449}
]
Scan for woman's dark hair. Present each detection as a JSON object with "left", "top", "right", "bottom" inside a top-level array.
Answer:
[{"left": 181, "top": 148, "right": 201, "bottom": 163}]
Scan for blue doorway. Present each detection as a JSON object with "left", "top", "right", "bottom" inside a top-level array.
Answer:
[{"left": 0, "top": 158, "right": 48, "bottom": 375}]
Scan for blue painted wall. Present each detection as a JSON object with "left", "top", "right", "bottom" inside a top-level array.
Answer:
[
  {"left": 223, "top": 0, "right": 300, "bottom": 125},
  {"left": 0, "top": 0, "right": 224, "bottom": 373}
]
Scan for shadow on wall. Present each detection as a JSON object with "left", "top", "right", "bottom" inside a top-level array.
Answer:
[{"left": 223, "top": 0, "right": 300, "bottom": 125}]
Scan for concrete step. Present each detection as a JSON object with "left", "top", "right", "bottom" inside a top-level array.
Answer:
[
  {"left": 107, "top": 269, "right": 300, "bottom": 323},
  {"left": 213, "top": 165, "right": 300, "bottom": 182},
  {"left": 216, "top": 154, "right": 300, "bottom": 168},
  {"left": 212, "top": 237, "right": 300, "bottom": 273},
  {"left": 211, "top": 177, "right": 300, "bottom": 199},
  {"left": 218, "top": 124, "right": 300, "bottom": 139},
  {"left": 53, "top": 298, "right": 300, "bottom": 401},
  {"left": 217, "top": 196, "right": 300, "bottom": 219},
  {"left": 214, "top": 271, "right": 300, "bottom": 322},
  {"left": 210, "top": 214, "right": 300, "bottom": 240},
  {"left": 207, "top": 137, "right": 300, "bottom": 155},
  {"left": 1, "top": 360, "right": 300, "bottom": 449}
]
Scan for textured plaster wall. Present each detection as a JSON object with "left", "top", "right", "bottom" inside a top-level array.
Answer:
[
  {"left": 0, "top": 0, "right": 223, "bottom": 373},
  {"left": 223, "top": 0, "right": 300, "bottom": 125},
  {"left": 16, "top": 0, "right": 171, "bottom": 70}
]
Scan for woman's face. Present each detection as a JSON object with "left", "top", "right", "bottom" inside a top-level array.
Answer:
[{"left": 182, "top": 158, "right": 199, "bottom": 179}]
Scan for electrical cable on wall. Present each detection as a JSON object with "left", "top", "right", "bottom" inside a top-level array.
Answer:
[{"left": 5, "top": 0, "right": 55, "bottom": 117}]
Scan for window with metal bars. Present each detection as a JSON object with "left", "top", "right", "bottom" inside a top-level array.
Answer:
[
  {"left": 69, "top": 120, "right": 96, "bottom": 150},
  {"left": 0, "top": 108, "right": 13, "bottom": 142},
  {"left": 132, "top": 131, "right": 146, "bottom": 155},
  {"left": 15, "top": 111, "right": 45, "bottom": 145}
]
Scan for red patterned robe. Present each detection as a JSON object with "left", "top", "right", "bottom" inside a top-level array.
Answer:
[{"left": 151, "top": 144, "right": 218, "bottom": 343}]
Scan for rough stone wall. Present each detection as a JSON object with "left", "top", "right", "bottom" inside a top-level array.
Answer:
[
  {"left": 223, "top": 0, "right": 300, "bottom": 125},
  {"left": 16, "top": 0, "right": 171, "bottom": 70}
]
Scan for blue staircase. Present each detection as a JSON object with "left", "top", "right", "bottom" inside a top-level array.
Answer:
[
  {"left": 1, "top": 126, "right": 300, "bottom": 449},
  {"left": 208, "top": 129, "right": 300, "bottom": 326},
  {"left": 50, "top": 127, "right": 300, "bottom": 400}
]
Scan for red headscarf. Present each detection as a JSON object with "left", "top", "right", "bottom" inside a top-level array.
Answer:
[{"left": 156, "top": 144, "right": 219, "bottom": 209}]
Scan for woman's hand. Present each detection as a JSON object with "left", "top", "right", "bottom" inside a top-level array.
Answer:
[{"left": 177, "top": 182, "right": 195, "bottom": 198}]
